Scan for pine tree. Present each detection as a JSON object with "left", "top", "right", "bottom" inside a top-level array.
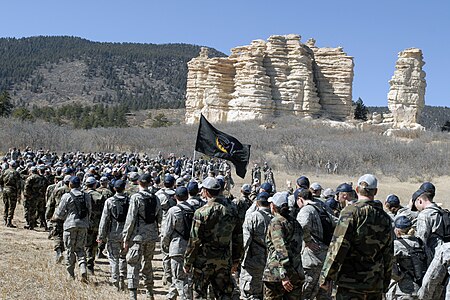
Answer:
[
  {"left": 0, "top": 91, "right": 14, "bottom": 117},
  {"left": 354, "top": 97, "right": 369, "bottom": 121}
]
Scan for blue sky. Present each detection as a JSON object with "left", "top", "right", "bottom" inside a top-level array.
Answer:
[{"left": 1, "top": 0, "right": 449, "bottom": 107}]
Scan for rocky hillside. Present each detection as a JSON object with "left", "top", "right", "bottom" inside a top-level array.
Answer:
[{"left": 0, "top": 36, "right": 225, "bottom": 110}]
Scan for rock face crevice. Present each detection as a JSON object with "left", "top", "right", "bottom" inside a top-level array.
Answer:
[{"left": 185, "top": 34, "right": 354, "bottom": 124}]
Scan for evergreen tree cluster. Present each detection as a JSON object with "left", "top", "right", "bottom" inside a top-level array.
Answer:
[{"left": 30, "top": 103, "right": 129, "bottom": 129}]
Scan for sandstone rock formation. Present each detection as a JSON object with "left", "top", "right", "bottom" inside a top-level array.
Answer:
[
  {"left": 185, "top": 35, "right": 354, "bottom": 124},
  {"left": 387, "top": 48, "right": 426, "bottom": 127}
]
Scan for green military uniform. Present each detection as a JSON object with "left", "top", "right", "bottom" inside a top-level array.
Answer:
[
  {"left": 262, "top": 211, "right": 305, "bottom": 300},
  {"left": 84, "top": 188, "right": 105, "bottom": 273},
  {"left": 184, "top": 195, "right": 243, "bottom": 299},
  {"left": 0, "top": 166, "right": 22, "bottom": 227},
  {"left": 320, "top": 199, "right": 393, "bottom": 300},
  {"left": 47, "top": 183, "right": 70, "bottom": 253},
  {"left": 23, "top": 172, "right": 46, "bottom": 229}
]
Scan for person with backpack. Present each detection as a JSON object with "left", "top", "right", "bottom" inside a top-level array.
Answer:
[
  {"left": 418, "top": 242, "right": 450, "bottom": 300},
  {"left": 240, "top": 191, "right": 273, "bottom": 300},
  {"left": 295, "top": 188, "right": 335, "bottom": 300},
  {"left": 162, "top": 186, "right": 195, "bottom": 300},
  {"left": 52, "top": 176, "right": 92, "bottom": 283},
  {"left": 97, "top": 179, "right": 129, "bottom": 291},
  {"left": 386, "top": 216, "right": 426, "bottom": 300},
  {"left": 156, "top": 174, "right": 177, "bottom": 286},
  {"left": 122, "top": 173, "right": 162, "bottom": 300},
  {"left": 412, "top": 188, "right": 447, "bottom": 265},
  {"left": 320, "top": 174, "right": 393, "bottom": 299}
]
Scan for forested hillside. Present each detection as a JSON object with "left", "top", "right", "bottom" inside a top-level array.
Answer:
[{"left": 0, "top": 36, "right": 225, "bottom": 110}]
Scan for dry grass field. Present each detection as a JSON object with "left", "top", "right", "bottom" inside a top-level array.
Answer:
[{"left": 1, "top": 171, "right": 449, "bottom": 300}]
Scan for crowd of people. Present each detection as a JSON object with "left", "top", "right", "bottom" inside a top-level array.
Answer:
[{"left": 1, "top": 147, "right": 449, "bottom": 300}]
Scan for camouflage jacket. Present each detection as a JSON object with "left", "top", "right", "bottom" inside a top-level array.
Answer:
[
  {"left": 297, "top": 200, "right": 336, "bottom": 268},
  {"left": 84, "top": 189, "right": 105, "bottom": 230},
  {"left": 184, "top": 195, "right": 243, "bottom": 270},
  {"left": 122, "top": 189, "right": 162, "bottom": 243},
  {"left": 23, "top": 174, "right": 46, "bottom": 199},
  {"left": 416, "top": 203, "right": 445, "bottom": 263},
  {"left": 262, "top": 212, "right": 305, "bottom": 283},
  {"left": 390, "top": 235, "right": 424, "bottom": 297},
  {"left": 242, "top": 206, "right": 273, "bottom": 270},
  {"left": 46, "top": 184, "right": 70, "bottom": 220},
  {"left": 0, "top": 168, "right": 21, "bottom": 193},
  {"left": 54, "top": 188, "right": 92, "bottom": 230},
  {"left": 418, "top": 242, "right": 450, "bottom": 300},
  {"left": 233, "top": 195, "right": 253, "bottom": 223},
  {"left": 97, "top": 186, "right": 114, "bottom": 200},
  {"left": 98, "top": 193, "right": 129, "bottom": 242},
  {"left": 320, "top": 199, "right": 393, "bottom": 293},
  {"left": 125, "top": 183, "right": 140, "bottom": 197}
]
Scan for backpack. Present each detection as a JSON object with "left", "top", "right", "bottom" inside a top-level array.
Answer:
[
  {"left": 174, "top": 203, "right": 195, "bottom": 240},
  {"left": 111, "top": 195, "right": 130, "bottom": 223},
  {"left": 310, "top": 203, "right": 335, "bottom": 245},
  {"left": 139, "top": 191, "right": 158, "bottom": 224},
  {"left": 429, "top": 206, "right": 450, "bottom": 242},
  {"left": 70, "top": 192, "right": 88, "bottom": 219},
  {"left": 397, "top": 238, "right": 427, "bottom": 285}
]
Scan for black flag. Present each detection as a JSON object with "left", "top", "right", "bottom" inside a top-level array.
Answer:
[{"left": 195, "top": 114, "right": 251, "bottom": 179}]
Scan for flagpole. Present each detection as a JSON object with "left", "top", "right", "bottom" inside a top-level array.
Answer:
[{"left": 191, "top": 149, "right": 196, "bottom": 180}]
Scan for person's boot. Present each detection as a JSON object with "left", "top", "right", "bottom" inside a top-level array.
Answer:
[
  {"left": 118, "top": 276, "right": 125, "bottom": 291},
  {"left": 55, "top": 248, "right": 63, "bottom": 264},
  {"left": 6, "top": 220, "right": 17, "bottom": 228},
  {"left": 79, "top": 263, "right": 88, "bottom": 284},
  {"left": 129, "top": 288, "right": 137, "bottom": 300}
]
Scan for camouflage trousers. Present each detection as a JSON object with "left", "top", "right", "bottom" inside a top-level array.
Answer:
[
  {"left": 303, "top": 267, "right": 332, "bottom": 300},
  {"left": 239, "top": 265, "right": 264, "bottom": 300},
  {"left": 51, "top": 220, "right": 65, "bottom": 251},
  {"left": 23, "top": 197, "right": 37, "bottom": 227},
  {"left": 63, "top": 227, "right": 88, "bottom": 277},
  {"left": 192, "top": 266, "right": 234, "bottom": 300},
  {"left": 166, "top": 255, "right": 192, "bottom": 300},
  {"left": 127, "top": 241, "right": 156, "bottom": 291},
  {"left": 85, "top": 228, "right": 98, "bottom": 271},
  {"left": 2, "top": 191, "right": 18, "bottom": 222},
  {"left": 161, "top": 241, "right": 172, "bottom": 284},
  {"left": 263, "top": 278, "right": 303, "bottom": 300},
  {"left": 335, "top": 287, "right": 383, "bottom": 300},
  {"left": 107, "top": 240, "right": 127, "bottom": 284}
]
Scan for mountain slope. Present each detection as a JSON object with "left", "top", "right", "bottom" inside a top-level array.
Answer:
[{"left": 0, "top": 36, "right": 225, "bottom": 109}]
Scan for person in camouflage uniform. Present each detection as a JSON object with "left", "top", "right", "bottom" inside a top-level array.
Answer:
[
  {"left": 83, "top": 176, "right": 105, "bottom": 274},
  {"left": 36, "top": 165, "right": 49, "bottom": 230},
  {"left": 52, "top": 176, "right": 92, "bottom": 282},
  {"left": 47, "top": 175, "right": 71, "bottom": 263},
  {"left": 240, "top": 192, "right": 273, "bottom": 300},
  {"left": 186, "top": 181, "right": 206, "bottom": 210},
  {"left": 418, "top": 242, "right": 450, "bottom": 300},
  {"left": 162, "top": 186, "right": 195, "bottom": 300},
  {"left": 122, "top": 173, "right": 162, "bottom": 300},
  {"left": 98, "top": 176, "right": 114, "bottom": 200},
  {"left": 125, "top": 172, "right": 140, "bottom": 197},
  {"left": 386, "top": 216, "right": 426, "bottom": 300},
  {"left": 23, "top": 166, "right": 46, "bottom": 230},
  {"left": 184, "top": 177, "right": 243, "bottom": 300},
  {"left": 97, "top": 179, "right": 129, "bottom": 291},
  {"left": 233, "top": 184, "right": 253, "bottom": 225},
  {"left": 295, "top": 188, "right": 334, "bottom": 300},
  {"left": 320, "top": 174, "right": 393, "bottom": 300},
  {"left": 0, "top": 160, "right": 22, "bottom": 228},
  {"left": 156, "top": 174, "right": 176, "bottom": 286},
  {"left": 262, "top": 192, "right": 305, "bottom": 300}
]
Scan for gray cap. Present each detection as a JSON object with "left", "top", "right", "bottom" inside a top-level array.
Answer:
[
  {"left": 242, "top": 184, "right": 251, "bottom": 194},
  {"left": 99, "top": 176, "right": 108, "bottom": 183},
  {"left": 85, "top": 176, "right": 97, "bottom": 185},
  {"left": 63, "top": 175, "right": 72, "bottom": 183},
  {"left": 268, "top": 192, "right": 289, "bottom": 207},
  {"left": 358, "top": 174, "right": 378, "bottom": 189},
  {"left": 322, "top": 188, "right": 336, "bottom": 197},
  {"left": 310, "top": 182, "right": 322, "bottom": 191},
  {"left": 201, "top": 177, "right": 221, "bottom": 190}
]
